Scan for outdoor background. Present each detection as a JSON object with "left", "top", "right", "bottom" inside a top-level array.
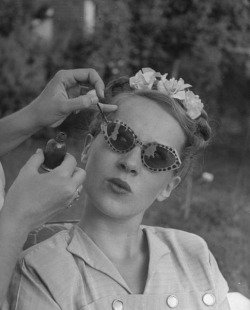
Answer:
[{"left": 1, "top": 0, "right": 250, "bottom": 297}]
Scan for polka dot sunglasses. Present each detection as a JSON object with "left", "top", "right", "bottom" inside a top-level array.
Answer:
[{"left": 97, "top": 103, "right": 182, "bottom": 172}]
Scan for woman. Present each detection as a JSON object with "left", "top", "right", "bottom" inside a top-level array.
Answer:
[{"left": 3, "top": 68, "right": 230, "bottom": 309}]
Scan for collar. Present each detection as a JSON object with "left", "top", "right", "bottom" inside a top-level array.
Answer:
[
  {"left": 141, "top": 226, "right": 170, "bottom": 280},
  {"left": 67, "top": 226, "right": 131, "bottom": 292},
  {"left": 67, "top": 225, "right": 170, "bottom": 292}
]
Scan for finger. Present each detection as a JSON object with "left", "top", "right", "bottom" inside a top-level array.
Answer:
[
  {"left": 65, "top": 94, "right": 99, "bottom": 113},
  {"left": 58, "top": 69, "right": 105, "bottom": 99},
  {"left": 71, "top": 167, "right": 86, "bottom": 188},
  {"left": 93, "top": 102, "right": 118, "bottom": 113},
  {"left": 55, "top": 153, "right": 77, "bottom": 176},
  {"left": 23, "top": 149, "right": 44, "bottom": 172},
  {"left": 65, "top": 96, "right": 118, "bottom": 114}
]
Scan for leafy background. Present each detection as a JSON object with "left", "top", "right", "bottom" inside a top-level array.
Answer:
[{"left": 1, "top": 0, "right": 250, "bottom": 296}]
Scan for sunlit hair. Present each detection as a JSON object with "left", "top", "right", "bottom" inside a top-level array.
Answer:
[{"left": 88, "top": 90, "right": 212, "bottom": 179}]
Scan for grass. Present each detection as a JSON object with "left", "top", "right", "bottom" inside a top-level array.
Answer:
[{"left": 1, "top": 133, "right": 250, "bottom": 297}]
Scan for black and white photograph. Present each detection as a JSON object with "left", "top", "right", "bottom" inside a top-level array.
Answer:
[{"left": 0, "top": 1, "right": 250, "bottom": 309}]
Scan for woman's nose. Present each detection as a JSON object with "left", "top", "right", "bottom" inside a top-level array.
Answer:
[{"left": 116, "top": 146, "right": 142, "bottom": 175}]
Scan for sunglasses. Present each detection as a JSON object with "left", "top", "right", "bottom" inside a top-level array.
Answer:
[{"left": 96, "top": 103, "right": 182, "bottom": 172}]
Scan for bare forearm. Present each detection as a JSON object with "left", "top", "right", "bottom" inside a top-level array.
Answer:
[
  {"left": 0, "top": 213, "right": 28, "bottom": 306},
  {"left": 0, "top": 103, "right": 41, "bottom": 157}
]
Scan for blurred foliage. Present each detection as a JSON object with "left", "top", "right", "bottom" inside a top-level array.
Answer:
[
  {"left": 0, "top": 0, "right": 250, "bottom": 122},
  {"left": 0, "top": 29, "right": 46, "bottom": 117}
]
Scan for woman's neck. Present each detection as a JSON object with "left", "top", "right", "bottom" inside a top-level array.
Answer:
[{"left": 78, "top": 199, "right": 145, "bottom": 262}]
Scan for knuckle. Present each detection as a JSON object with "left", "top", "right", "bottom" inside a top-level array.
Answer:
[
  {"left": 67, "top": 154, "right": 77, "bottom": 166},
  {"left": 89, "top": 68, "right": 97, "bottom": 74},
  {"left": 55, "top": 70, "right": 65, "bottom": 80},
  {"left": 78, "top": 168, "right": 86, "bottom": 178},
  {"left": 89, "top": 68, "right": 97, "bottom": 77},
  {"left": 64, "top": 184, "right": 75, "bottom": 197},
  {"left": 52, "top": 167, "right": 66, "bottom": 178},
  {"left": 78, "top": 167, "right": 85, "bottom": 173},
  {"left": 55, "top": 169, "right": 68, "bottom": 179},
  {"left": 59, "top": 101, "right": 69, "bottom": 114}
]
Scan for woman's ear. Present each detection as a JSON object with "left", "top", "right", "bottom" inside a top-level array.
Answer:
[
  {"left": 156, "top": 176, "right": 181, "bottom": 202},
  {"left": 81, "top": 134, "right": 94, "bottom": 165}
]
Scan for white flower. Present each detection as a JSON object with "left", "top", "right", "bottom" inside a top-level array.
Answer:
[
  {"left": 157, "top": 76, "right": 191, "bottom": 100},
  {"left": 183, "top": 91, "right": 204, "bottom": 119},
  {"left": 129, "top": 68, "right": 204, "bottom": 120},
  {"left": 129, "top": 68, "right": 157, "bottom": 90}
]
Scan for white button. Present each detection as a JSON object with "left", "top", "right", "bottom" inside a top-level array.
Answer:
[
  {"left": 202, "top": 293, "right": 216, "bottom": 306},
  {"left": 112, "top": 299, "right": 123, "bottom": 310},
  {"left": 166, "top": 295, "right": 179, "bottom": 308}
]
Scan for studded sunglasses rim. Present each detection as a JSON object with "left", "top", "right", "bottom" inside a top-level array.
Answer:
[{"left": 101, "top": 119, "right": 182, "bottom": 172}]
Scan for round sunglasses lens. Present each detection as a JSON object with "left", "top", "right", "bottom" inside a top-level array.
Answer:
[
  {"left": 143, "top": 144, "right": 176, "bottom": 169},
  {"left": 107, "top": 122, "right": 134, "bottom": 151}
]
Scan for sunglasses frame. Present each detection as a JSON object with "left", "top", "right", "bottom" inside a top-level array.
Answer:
[{"left": 96, "top": 103, "right": 182, "bottom": 172}]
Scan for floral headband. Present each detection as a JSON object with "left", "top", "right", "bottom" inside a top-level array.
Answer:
[
  {"left": 129, "top": 68, "right": 204, "bottom": 120},
  {"left": 60, "top": 67, "right": 203, "bottom": 124}
]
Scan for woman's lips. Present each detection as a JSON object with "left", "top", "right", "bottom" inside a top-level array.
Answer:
[{"left": 107, "top": 178, "right": 132, "bottom": 194}]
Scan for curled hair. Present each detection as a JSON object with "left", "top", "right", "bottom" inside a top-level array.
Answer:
[{"left": 89, "top": 76, "right": 212, "bottom": 179}]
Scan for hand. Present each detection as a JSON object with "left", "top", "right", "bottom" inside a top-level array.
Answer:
[
  {"left": 1, "top": 149, "right": 85, "bottom": 236},
  {"left": 28, "top": 68, "right": 117, "bottom": 128}
]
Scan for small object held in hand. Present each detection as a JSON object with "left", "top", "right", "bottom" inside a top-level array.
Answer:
[{"left": 41, "top": 132, "right": 67, "bottom": 172}]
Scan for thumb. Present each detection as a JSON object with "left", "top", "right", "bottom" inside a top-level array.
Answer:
[{"left": 24, "top": 149, "right": 45, "bottom": 171}]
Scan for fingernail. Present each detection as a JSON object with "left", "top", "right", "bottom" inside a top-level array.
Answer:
[
  {"left": 36, "top": 148, "right": 42, "bottom": 153},
  {"left": 100, "top": 89, "right": 105, "bottom": 98},
  {"left": 90, "top": 95, "right": 99, "bottom": 104}
]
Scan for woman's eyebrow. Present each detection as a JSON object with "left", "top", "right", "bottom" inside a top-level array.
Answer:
[{"left": 122, "top": 120, "right": 168, "bottom": 146}]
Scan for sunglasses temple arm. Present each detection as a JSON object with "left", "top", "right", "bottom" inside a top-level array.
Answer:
[{"left": 96, "top": 103, "right": 109, "bottom": 123}]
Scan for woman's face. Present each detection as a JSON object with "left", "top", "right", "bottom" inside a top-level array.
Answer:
[{"left": 83, "top": 95, "right": 186, "bottom": 220}]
